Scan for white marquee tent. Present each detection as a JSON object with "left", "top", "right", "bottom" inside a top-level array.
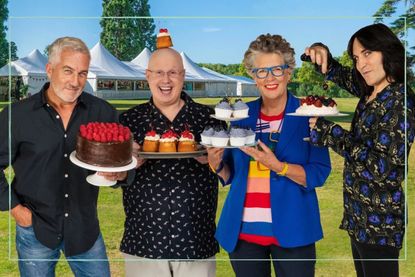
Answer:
[
  {"left": 1, "top": 44, "right": 251, "bottom": 100},
  {"left": 202, "top": 67, "right": 258, "bottom": 96},
  {"left": 0, "top": 49, "right": 48, "bottom": 96}
]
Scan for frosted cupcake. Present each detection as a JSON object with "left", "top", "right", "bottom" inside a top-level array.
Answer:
[
  {"left": 245, "top": 128, "right": 256, "bottom": 145},
  {"left": 211, "top": 129, "right": 229, "bottom": 147},
  {"left": 201, "top": 126, "right": 214, "bottom": 145},
  {"left": 142, "top": 130, "right": 160, "bottom": 152},
  {"left": 229, "top": 126, "right": 247, "bottom": 146},
  {"left": 232, "top": 99, "right": 249, "bottom": 118},
  {"left": 215, "top": 98, "right": 233, "bottom": 118}
]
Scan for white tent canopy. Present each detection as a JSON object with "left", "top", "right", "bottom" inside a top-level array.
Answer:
[
  {"left": 0, "top": 49, "right": 47, "bottom": 77},
  {"left": 130, "top": 47, "right": 152, "bottom": 68},
  {"left": 0, "top": 49, "right": 48, "bottom": 96},
  {"left": 180, "top": 52, "right": 233, "bottom": 82},
  {"left": 89, "top": 42, "right": 145, "bottom": 80},
  {"left": 201, "top": 67, "right": 257, "bottom": 96}
]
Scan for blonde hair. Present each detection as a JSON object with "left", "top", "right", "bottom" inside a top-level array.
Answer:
[
  {"left": 243, "top": 34, "right": 295, "bottom": 74},
  {"left": 48, "top": 37, "right": 90, "bottom": 64}
]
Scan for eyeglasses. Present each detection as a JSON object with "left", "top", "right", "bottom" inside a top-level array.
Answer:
[
  {"left": 147, "top": 69, "right": 184, "bottom": 79},
  {"left": 251, "top": 64, "right": 289, "bottom": 79}
]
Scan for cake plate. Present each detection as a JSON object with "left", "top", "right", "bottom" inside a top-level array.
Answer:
[
  {"left": 286, "top": 112, "right": 348, "bottom": 117},
  {"left": 286, "top": 112, "right": 349, "bottom": 141},
  {"left": 137, "top": 146, "right": 207, "bottom": 159},
  {"left": 200, "top": 141, "right": 258, "bottom": 149},
  {"left": 70, "top": 151, "right": 137, "bottom": 187},
  {"left": 210, "top": 114, "right": 249, "bottom": 121}
]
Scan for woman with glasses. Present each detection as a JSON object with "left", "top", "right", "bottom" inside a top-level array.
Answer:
[
  {"left": 206, "top": 33, "right": 331, "bottom": 277},
  {"left": 306, "top": 23, "right": 415, "bottom": 277}
]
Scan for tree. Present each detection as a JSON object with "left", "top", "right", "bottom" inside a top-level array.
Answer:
[
  {"left": 338, "top": 50, "right": 353, "bottom": 68},
  {"left": 374, "top": 0, "right": 414, "bottom": 83},
  {"left": 0, "top": 0, "right": 9, "bottom": 66},
  {"left": 100, "top": 0, "right": 156, "bottom": 61},
  {"left": 10, "top": 41, "right": 18, "bottom": 61},
  {"left": 0, "top": 0, "right": 18, "bottom": 66}
]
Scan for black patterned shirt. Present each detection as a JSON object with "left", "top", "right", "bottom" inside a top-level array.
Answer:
[
  {"left": 310, "top": 60, "right": 415, "bottom": 248},
  {"left": 119, "top": 92, "right": 222, "bottom": 259}
]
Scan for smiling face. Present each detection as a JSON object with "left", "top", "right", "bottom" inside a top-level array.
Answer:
[
  {"left": 251, "top": 52, "right": 291, "bottom": 103},
  {"left": 46, "top": 49, "right": 90, "bottom": 104},
  {"left": 352, "top": 38, "right": 389, "bottom": 92},
  {"left": 146, "top": 48, "right": 185, "bottom": 108}
]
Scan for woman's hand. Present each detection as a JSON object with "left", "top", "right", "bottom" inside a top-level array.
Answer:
[{"left": 240, "top": 140, "right": 284, "bottom": 172}]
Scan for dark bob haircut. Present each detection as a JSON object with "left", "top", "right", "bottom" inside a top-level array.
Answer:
[{"left": 347, "top": 23, "right": 405, "bottom": 96}]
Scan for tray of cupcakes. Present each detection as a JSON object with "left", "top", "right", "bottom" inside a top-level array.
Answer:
[
  {"left": 200, "top": 125, "right": 257, "bottom": 148},
  {"left": 137, "top": 129, "right": 207, "bottom": 159}
]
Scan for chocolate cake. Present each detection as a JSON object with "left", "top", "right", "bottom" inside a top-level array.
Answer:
[{"left": 75, "top": 122, "right": 133, "bottom": 167}]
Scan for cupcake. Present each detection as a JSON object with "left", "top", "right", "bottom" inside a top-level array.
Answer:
[
  {"left": 159, "top": 129, "right": 178, "bottom": 152},
  {"left": 232, "top": 99, "right": 249, "bottom": 118},
  {"left": 201, "top": 126, "right": 214, "bottom": 145},
  {"left": 142, "top": 130, "right": 160, "bottom": 152},
  {"left": 229, "top": 126, "right": 247, "bottom": 146},
  {"left": 214, "top": 97, "right": 233, "bottom": 118},
  {"left": 245, "top": 128, "right": 256, "bottom": 145},
  {"left": 211, "top": 128, "right": 230, "bottom": 147},
  {"left": 156, "top": 28, "right": 173, "bottom": 49},
  {"left": 178, "top": 130, "right": 197, "bottom": 152}
]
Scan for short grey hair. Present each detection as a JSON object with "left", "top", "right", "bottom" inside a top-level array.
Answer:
[
  {"left": 243, "top": 34, "right": 296, "bottom": 74},
  {"left": 47, "top": 37, "right": 90, "bottom": 64}
]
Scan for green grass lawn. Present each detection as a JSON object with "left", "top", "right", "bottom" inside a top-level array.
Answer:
[{"left": 1, "top": 97, "right": 415, "bottom": 276}]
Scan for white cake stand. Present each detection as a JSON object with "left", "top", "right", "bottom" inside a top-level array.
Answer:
[{"left": 70, "top": 151, "right": 137, "bottom": 187}]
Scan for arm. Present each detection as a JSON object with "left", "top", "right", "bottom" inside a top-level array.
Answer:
[
  {"left": 0, "top": 107, "right": 20, "bottom": 211},
  {"left": 312, "top": 93, "right": 414, "bottom": 184},
  {"left": 305, "top": 43, "right": 362, "bottom": 97},
  {"left": 0, "top": 108, "right": 33, "bottom": 226}
]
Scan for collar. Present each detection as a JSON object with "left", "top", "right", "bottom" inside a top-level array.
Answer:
[
  {"left": 148, "top": 91, "right": 194, "bottom": 113},
  {"left": 33, "top": 82, "right": 89, "bottom": 110}
]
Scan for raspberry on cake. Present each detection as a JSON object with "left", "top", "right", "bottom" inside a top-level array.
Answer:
[
  {"left": 76, "top": 122, "right": 132, "bottom": 167},
  {"left": 296, "top": 95, "right": 339, "bottom": 115},
  {"left": 159, "top": 129, "right": 178, "bottom": 152},
  {"left": 142, "top": 130, "right": 160, "bottom": 152},
  {"left": 156, "top": 28, "right": 173, "bottom": 49},
  {"left": 178, "top": 130, "right": 197, "bottom": 152}
]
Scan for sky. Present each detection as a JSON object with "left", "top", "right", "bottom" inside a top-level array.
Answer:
[{"left": 6, "top": 0, "right": 411, "bottom": 66}]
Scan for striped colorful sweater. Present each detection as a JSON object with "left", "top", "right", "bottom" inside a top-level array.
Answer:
[{"left": 239, "top": 111, "right": 283, "bottom": 246}]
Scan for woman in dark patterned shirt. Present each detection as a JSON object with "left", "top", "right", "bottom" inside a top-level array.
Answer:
[{"left": 306, "top": 23, "right": 415, "bottom": 277}]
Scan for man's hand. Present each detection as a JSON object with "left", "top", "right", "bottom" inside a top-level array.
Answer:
[
  {"left": 206, "top": 147, "right": 225, "bottom": 170},
  {"left": 309, "top": 117, "right": 318, "bottom": 129},
  {"left": 11, "top": 204, "right": 32, "bottom": 227},
  {"left": 304, "top": 45, "right": 329, "bottom": 74},
  {"left": 194, "top": 155, "right": 208, "bottom": 164},
  {"left": 132, "top": 142, "right": 146, "bottom": 168},
  {"left": 97, "top": 171, "right": 128, "bottom": 181}
]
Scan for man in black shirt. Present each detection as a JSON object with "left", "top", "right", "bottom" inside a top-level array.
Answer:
[
  {"left": 120, "top": 48, "right": 222, "bottom": 277},
  {"left": 0, "top": 37, "right": 127, "bottom": 276}
]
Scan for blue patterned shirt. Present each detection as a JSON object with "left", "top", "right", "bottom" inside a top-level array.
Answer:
[{"left": 311, "top": 60, "right": 415, "bottom": 248}]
